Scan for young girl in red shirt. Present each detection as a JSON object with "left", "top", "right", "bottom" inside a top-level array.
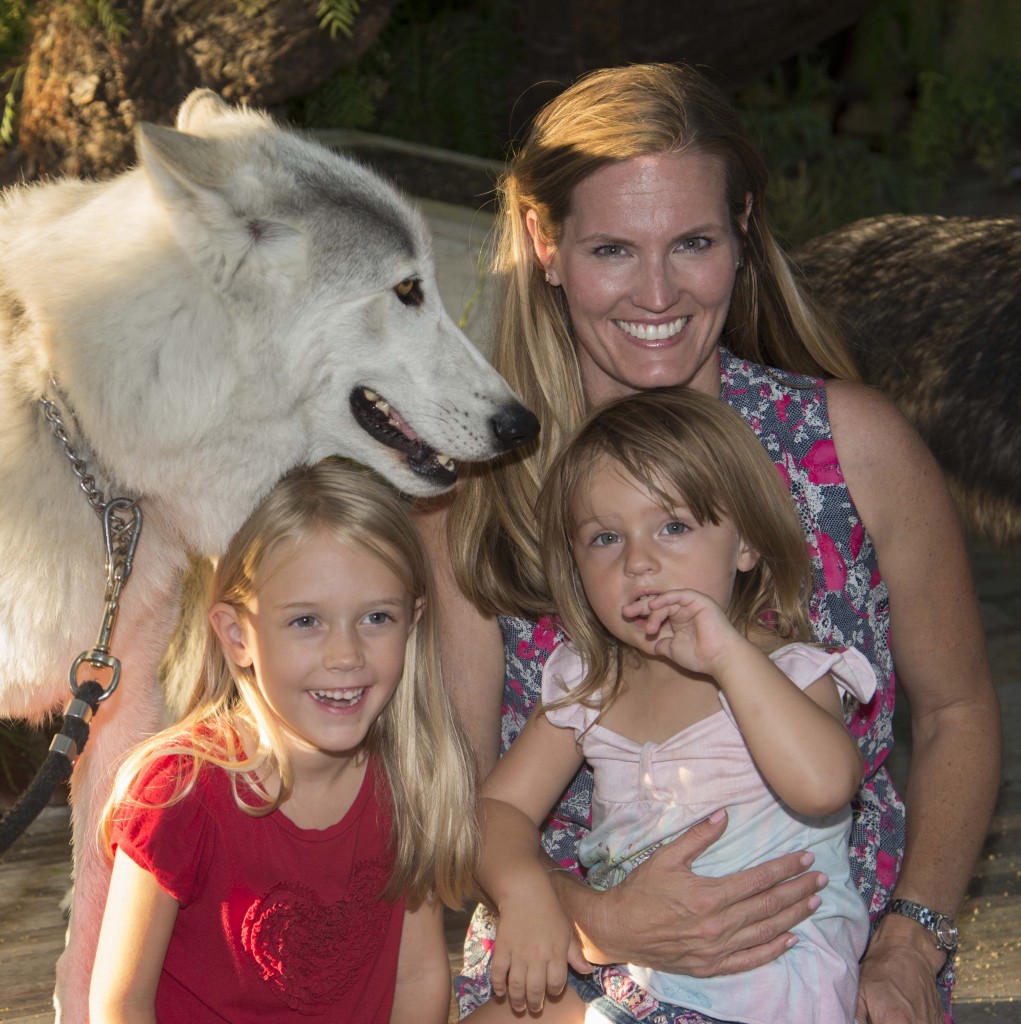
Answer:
[{"left": 90, "top": 460, "right": 478, "bottom": 1023}]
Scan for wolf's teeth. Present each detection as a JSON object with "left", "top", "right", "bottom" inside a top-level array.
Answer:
[
  {"left": 375, "top": 399, "right": 390, "bottom": 415},
  {"left": 437, "top": 454, "right": 454, "bottom": 469},
  {"left": 363, "top": 388, "right": 379, "bottom": 401}
]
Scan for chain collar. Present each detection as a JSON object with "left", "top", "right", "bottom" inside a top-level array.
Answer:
[{"left": 39, "top": 380, "right": 143, "bottom": 701}]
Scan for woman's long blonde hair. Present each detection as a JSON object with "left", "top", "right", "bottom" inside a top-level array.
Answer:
[
  {"left": 450, "top": 62, "right": 858, "bottom": 619},
  {"left": 103, "top": 459, "right": 478, "bottom": 909},
  {"left": 537, "top": 388, "right": 812, "bottom": 710}
]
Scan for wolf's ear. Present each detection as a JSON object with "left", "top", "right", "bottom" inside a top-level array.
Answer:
[
  {"left": 136, "top": 121, "right": 242, "bottom": 198},
  {"left": 175, "top": 88, "right": 232, "bottom": 132}
]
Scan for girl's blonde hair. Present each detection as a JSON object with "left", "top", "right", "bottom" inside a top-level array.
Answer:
[
  {"left": 536, "top": 388, "right": 812, "bottom": 709},
  {"left": 103, "top": 459, "right": 478, "bottom": 909},
  {"left": 450, "top": 62, "right": 857, "bottom": 618}
]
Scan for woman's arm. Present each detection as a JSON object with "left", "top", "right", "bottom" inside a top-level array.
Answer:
[
  {"left": 413, "top": 497, "right": 505, "bottom": 776},
  {"left": 550, "top": 810, "right": 826, "bottom": 973},
  {"left": 390, "top": 899, "right": 451, "bottom": 1024},
  {"left": 828, "top": 380, "right": 1002, "bottom": 1024},
  {"left": 640, "top": 589, "right": 864, "bottom": 816},
  {"left": 89, "top": 849, "right": 179, "bottom": 1024}
]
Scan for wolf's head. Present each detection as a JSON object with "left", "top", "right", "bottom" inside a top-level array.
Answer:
[{"left": 71, "top": 89, "right": 538, "bottom": 542}]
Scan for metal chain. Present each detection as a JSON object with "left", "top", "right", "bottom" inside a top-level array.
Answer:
[
  {"left": 39, "top": 385, "right": 143, "bottom": 702},
  {"left": 39, "top": 393, "right": 107, "bottom": 516}
]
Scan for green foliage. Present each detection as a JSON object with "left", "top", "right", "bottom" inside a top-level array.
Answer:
[
  {"left": 294, "top": 0, "right": 519, "bottom": 159},
  {"left": 317, "top": 0, "right": 361, "bottom": 40},
  {"left": 0, "top": 0, "right": 31, "bottom": 65},
  {"left": 0, "top": 62, "right": 23, "bottom": 145},
  {"left": 70, "top": 0, "right": 130, "bottom": 40},
  {"left": 0, "top": 0, "right": 30, "bottom": 148},
  {"left": 738, "top": 0, "right": 1021, "bottom": 245}
]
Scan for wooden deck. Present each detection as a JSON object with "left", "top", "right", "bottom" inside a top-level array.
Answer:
[{"left": 2, "top": 541, "right": 1020, "bottom": 1022}]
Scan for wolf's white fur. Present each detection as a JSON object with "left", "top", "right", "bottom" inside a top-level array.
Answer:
[{"left": 0, "top": 90, "right": 533, "bottom": 1021}]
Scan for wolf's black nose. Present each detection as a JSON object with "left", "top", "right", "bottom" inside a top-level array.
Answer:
[{"left": 491, "top": 403, "right": 540, "bottom": 450}]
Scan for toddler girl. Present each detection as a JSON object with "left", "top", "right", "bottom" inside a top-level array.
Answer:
[
  {"left": 90, "top": 460, "right": 478, "bottom": 1023},
  {"left": 473, "top": 389, "right": 875, "bottom": 1024}
]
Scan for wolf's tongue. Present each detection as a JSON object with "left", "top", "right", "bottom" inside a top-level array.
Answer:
[{"left": 388, "top": 404, "right": 419, "bottom": 442}]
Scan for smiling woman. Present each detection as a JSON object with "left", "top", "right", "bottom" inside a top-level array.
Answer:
[{"left": 423, "top": 62, "right": 1001, "bottom": 1024}]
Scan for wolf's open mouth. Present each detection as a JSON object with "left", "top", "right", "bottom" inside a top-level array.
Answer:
[{"left": 350, "top": 387, "right": 457, "bottom": 486}]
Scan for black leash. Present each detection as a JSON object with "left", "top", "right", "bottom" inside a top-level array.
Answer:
[{"left": 0, "top": 681, "right": 106, "bottom": 857}]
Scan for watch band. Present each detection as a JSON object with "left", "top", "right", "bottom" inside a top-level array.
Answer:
[{"left": 885, "top": 898, "right": 959, "bottom": 954}]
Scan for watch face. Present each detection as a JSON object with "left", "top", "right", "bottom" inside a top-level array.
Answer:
[{"left": 936, "top": 917, "right": 959, "bottom": 949}]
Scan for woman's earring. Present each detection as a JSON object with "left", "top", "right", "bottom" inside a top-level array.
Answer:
[
  {"left": 736, "top": 257, "right": 745, "bottom": 270},
  {"left": 544, "top": 269, "right": 552, "bottom": 284}
]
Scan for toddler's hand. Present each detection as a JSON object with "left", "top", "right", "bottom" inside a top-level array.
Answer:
[
  {"left": 491, "top": 878, "right": 591, "bottom": 1013},
  {"left": 625, "top": 589, "right": 740, "bottom": 673}
]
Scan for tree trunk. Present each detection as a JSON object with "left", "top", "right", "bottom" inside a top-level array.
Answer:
[
  {"left": 3, "top": 0, "right": 400, "bottom": 184},
  {"left": 507, "top": 0, "right": 878, "bottom": 137}
]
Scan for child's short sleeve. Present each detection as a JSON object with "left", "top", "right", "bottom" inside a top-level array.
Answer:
[
  {"left": 540, "top": 643, "right": 600, "bottom": 736},
  {"left": 771, "top": 644, "right": 878, "bottom": 703},
  {"left": 110, "top": 755, "right": 216, "bottom": 907}
]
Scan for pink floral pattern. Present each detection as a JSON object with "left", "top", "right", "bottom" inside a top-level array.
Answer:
[{"left": 455, "top": 351, "right": 952, "bottom": 1020}]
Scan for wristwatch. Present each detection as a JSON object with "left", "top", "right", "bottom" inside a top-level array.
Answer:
[{"left": 885, "top": 899, "right": 959, "bottom": 956}]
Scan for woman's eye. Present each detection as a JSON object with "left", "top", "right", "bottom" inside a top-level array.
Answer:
[
  {"left": 593, "top": 243, "right": 627, "bottom": 257},
  {"left": 679, "top": 237, "right": 710, "bottom": 252}
]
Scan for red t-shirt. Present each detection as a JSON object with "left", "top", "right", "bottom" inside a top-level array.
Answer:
[{"left": 111, "top": 753, "right": 405, "bottom": 1022}]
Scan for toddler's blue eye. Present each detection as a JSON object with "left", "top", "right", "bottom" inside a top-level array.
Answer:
[
  {"left": 663, "top": 521, "right": 688, "bottom": 535},
  {"left": 291, "top": 615, "right": 318, "bottom": 629}
]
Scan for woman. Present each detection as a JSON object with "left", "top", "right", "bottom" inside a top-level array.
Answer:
[{"left": 419, "top": 63, "right": 1000, "bottom": 1024}]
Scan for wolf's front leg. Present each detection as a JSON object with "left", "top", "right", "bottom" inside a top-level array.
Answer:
[{"left": 53, "top": 671, "right": 166, "bottom": 1024}]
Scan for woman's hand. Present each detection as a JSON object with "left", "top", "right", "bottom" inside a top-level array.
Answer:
[
  {"left": 551, "top": 809, "right": 827, "bottom": 975},
  {"left": 854, "top": 915, "right": 946, "bottom": 1024}
]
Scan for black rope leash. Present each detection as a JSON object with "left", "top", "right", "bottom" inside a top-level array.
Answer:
[{"left": 0, "top": 681, "right": 105, "bottom": 858}]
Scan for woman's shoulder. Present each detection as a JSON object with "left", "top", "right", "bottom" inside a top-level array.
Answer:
[
  {"left": 825, "top": 378, "right": 915, "bottom": 439},
  {"left": 825, "top": 379, "right": 949, "bottom": 537}
]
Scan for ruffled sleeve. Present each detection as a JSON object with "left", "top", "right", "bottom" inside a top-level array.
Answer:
[
  {"left": 539, "top": 643, "right": 601, "bottom": 736},
  {"left": 110, "top": 754, "right": 217, "bottom": 907},
  {"left": 717, "top": 644, "right": 877, "bottom": 729},
  {"left": 771, "top": 643, "right": 878, "bottom": 703}
]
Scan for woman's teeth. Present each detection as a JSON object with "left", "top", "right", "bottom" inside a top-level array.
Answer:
[
  {"left": 614, "top": 317, "right": 688, "bottom": 340},
  {"left": 311, "top": 687, "right": 365, "bottom": 707}
]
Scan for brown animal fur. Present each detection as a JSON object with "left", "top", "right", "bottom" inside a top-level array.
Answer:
[{"left": 795, "top": 213, "right": 1021, "bottom": 544}]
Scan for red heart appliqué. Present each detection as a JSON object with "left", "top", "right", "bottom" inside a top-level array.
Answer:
[{"left": 241, "top": 859, "right": 393, "bottom": 1014}]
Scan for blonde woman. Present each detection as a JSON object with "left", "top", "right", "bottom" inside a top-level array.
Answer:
[
  {"left": 92, "top": 460, "right": 478, "bottom": 1023},
  {"left": 421, "top": 63, "right": 1000, "bottom": 1024}
]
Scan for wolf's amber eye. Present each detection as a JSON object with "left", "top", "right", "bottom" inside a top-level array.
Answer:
[{"left": 394, "top": 278, "right": 423, "bottom": 307}]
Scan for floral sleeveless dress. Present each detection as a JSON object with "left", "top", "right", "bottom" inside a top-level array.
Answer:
[{"left": 456, "top": 349, "right": 952, "bottom": 1021}]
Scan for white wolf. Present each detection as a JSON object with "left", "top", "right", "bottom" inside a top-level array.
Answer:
[{"left": 0, "top": 89, "right": 536, "bottom": 1021}]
